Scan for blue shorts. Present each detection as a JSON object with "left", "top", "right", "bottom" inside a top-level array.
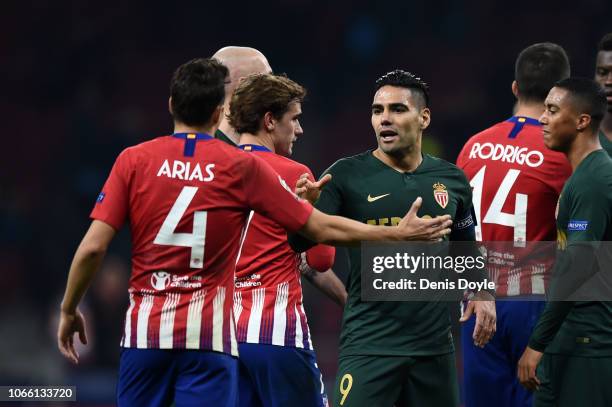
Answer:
[
  {"left": 238, "top": 343, "right": 328, "bottom": 407},
  {"left": 117, "top": 348, "right": 238, "bottom": 407},
  {"left": 462, "top": 299, "right": 545, "bottom": 407}
]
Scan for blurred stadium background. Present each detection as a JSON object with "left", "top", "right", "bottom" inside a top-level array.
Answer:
[{"left": 2, "top": 1, "right": 611, "bottom": 405}]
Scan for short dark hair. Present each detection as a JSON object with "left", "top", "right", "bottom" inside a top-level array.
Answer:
[
  {"left": 555, "top": 77, "right": 607, "bottom": 130},
  {"left": 170, "top": 58, "right": 228, "bottom": 126},
  {"left": 598, "top": 33, "right": 612, "bottom": 51},
  {"left": 374, "top": 70, "right": 430, "bottom": 108},
  {"left": 515, "top": 43, "right": 570, "bottom": 103},
  {"left": 229, "top": 73, "right": 306, "bottom": 134}
]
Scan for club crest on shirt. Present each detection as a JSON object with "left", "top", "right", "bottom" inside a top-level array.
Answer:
[{"left": 433, "top": 182, "right": 449, "bottom": 208}]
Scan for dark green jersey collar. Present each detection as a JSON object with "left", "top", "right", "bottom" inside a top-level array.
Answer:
[
  {"left": 367, "top": 150, "right": 434, "bottom": 174},
  {"left": 214, "top": 129, "right": 238, "bottom": 147}
]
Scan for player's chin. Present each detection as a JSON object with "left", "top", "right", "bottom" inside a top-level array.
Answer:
[{"left": 543, "top": 137, "right": 562, "bottom": 151}]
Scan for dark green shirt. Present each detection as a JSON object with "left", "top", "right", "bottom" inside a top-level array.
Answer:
[
  {"left": 529, "top": 150, "right": 612, "bottom": 356},
  {"left": 214, "top": 129, "right": 237, "bottom": 147},
  {"left": 292, "top": 151, "right": 476, "bottom": 356},
  {"left": 599, "top": 130, "right": 612, "bottom": 157}
]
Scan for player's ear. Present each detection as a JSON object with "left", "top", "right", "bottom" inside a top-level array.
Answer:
[
  {"left": 263, "top": 111, "right": 275, "bottom": 132},
  {"left": 576, "top": 113, "right": 592, "bottom": 132},
  {"left": 210, "top": 105, "right": 224, "bottom": 129},
  {"left": 511, "top": 81, "right": 519, "bottom": 98},
  {"left": 168, "top": 97, "right": 173, "bottom": 115},
  {"left": 420, "top": 107, "right": 431, "bottom": 130}
]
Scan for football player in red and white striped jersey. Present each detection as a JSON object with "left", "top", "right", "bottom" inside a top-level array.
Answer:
[{"left": 230, "top": 73, "right": 345, "bottom": 407}]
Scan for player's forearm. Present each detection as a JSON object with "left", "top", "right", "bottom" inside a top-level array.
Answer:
[
  {"left": 303, "top": 268, "right": 347, "bottom": 306},
  {"left": 300, "top": 209, "right": 399, "bottom": 246},
  {"left": 60, "top": 221, "right": 116, "bottom": 313},
  {"left": 60, "top": 243, "right": 107, "bottom": 313},
  {"left": 528, "top": 300, "right": 574, "bottom": 352},
  {"left": 527, "top": 244, "right": 598, "bottom": 351}
]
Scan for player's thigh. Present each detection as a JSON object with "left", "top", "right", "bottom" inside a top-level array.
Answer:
[
  {"left": 533, "top": 353, "right": 556, "bottom": 407},
  {"left": 399, "top": 353, "right": 459, "bottom": 407},
  {"left": 116, "top": 348, "right": 176, "bottom": 407},
  {"left": 237, "top": 353, "right": 263, "bottom": 407},
  {"left": 333, "top": 354, "right": 404, "bottom": 407},
  {"left": 174, "top": 350, "right": 238, "bottom": 407},
  {"left": 541, "top": 354, "right": 612, "bottom": 407},
  {"left": 463, "top": 300, "right": 545, "bottom": 407},
  {"left": 239, "top": 343, "right": 327, "bottom": 407}
]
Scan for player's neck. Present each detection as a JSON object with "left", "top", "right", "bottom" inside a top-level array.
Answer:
[
  {"left": 173, "top": 122, "right": 216, "bottom": 136},
  {"left": 239, "top": 132, "right": 276, "bottom": 153},
  {"left": 567, "top": 132, "right": 602, "bottom": 170},
  {"left": 373, "top": 148, "right": 422, "bottom": 173},
  {"left": 514, "top": 101, "right": 544, "bottom": 120},
  {"left": 218, "top": 120, "right": 241, "bottom": 144},
  {"left": 601, "top": 113, "right": 612, "bottom": 140}
]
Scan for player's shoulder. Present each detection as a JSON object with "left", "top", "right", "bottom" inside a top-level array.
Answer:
[
  {"left": 464, "top": 120, "right": 513, "bottom": 145},
  {"left": 425, "top": 154, "right": 467, "bottom": 177},
  {"left": 323, "top": 150, "right": 373, "bottom": 174},
  {"left": 256, "top": 152, "right": 312, "bottom": 178},
  {"left": 572, "top": 150, "right": 612, "bottom": 191},
  {"left": 115, "top": 135, "right": 172, "bottom": 162}
]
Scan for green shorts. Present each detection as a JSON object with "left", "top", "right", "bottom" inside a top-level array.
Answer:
[
  {"left": 332, "top": 353, "right": 459, "bottom": 407},
  {"left": 535, "top": 353, "right": 612, "bottom": 407}
]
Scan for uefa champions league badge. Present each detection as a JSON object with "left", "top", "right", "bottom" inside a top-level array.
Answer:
[{"left": 96, "top": 192, "right": 106, "bottom": 203}]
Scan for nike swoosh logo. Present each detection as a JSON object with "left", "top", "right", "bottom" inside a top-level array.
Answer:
[{"left": 367, "top": 193, "right": 390, "bottom": 202}]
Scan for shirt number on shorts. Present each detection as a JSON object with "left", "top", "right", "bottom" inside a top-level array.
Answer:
[
  {"left": 339, "top": 373, "right": 353, "bottom": 405},
  {"left": 154, "top": 186, "right": 207, "bottom": 268}
]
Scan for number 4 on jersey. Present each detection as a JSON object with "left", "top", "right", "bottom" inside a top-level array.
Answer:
[
  {"left": 470, "top": 166, "right": 527, "bottom": 246},
  {"left": 154, "top": 186, "right": 207, "bottom": 268}
]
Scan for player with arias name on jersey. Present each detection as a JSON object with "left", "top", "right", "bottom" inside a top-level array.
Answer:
[
  {"left": 56, "top": 58, "right": 454, "bottom": 407},
  {"left": 229, "top": 73, "right": 343, "bottom": 407},
  {"left": 456, "top": 43, "right": 571, "bottom": 407}
]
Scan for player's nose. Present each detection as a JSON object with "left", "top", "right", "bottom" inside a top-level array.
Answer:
[
  {"left": 295, "top": 120, "right": 304, "bottom": 135},
  {"left": 538, "top": 112, "right": 547, "bottom": 125},
  {"left": 380, "top": 111, "right": 393, "bottom": 125}
]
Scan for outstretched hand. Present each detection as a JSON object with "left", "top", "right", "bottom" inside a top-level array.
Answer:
[
  {"left": 58, "top": 309, "right": 88, "bottom": 364},
  {"left": 397, "top": 197, "right": 453, "bottom": 241},
  {"left": 295, "top": 173, "right": 332, "bottom": 204}
]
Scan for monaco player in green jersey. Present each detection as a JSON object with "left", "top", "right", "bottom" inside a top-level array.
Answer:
[
  {"left": 291, "top": 70, "right": 496, "bottom": 407},
  {"left": 594, "top": 33, "right": 612, "bottom": 156},
  {"left": 518, "top": 78, "right": 612, "bottom": 406}
]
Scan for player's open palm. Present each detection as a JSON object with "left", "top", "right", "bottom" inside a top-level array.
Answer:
[
  {"left": 58, "top": 309, "right": 88, "bottom": 364},
  {"left": 398, "top": 197, "right": 452, "bottom": 241}
]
